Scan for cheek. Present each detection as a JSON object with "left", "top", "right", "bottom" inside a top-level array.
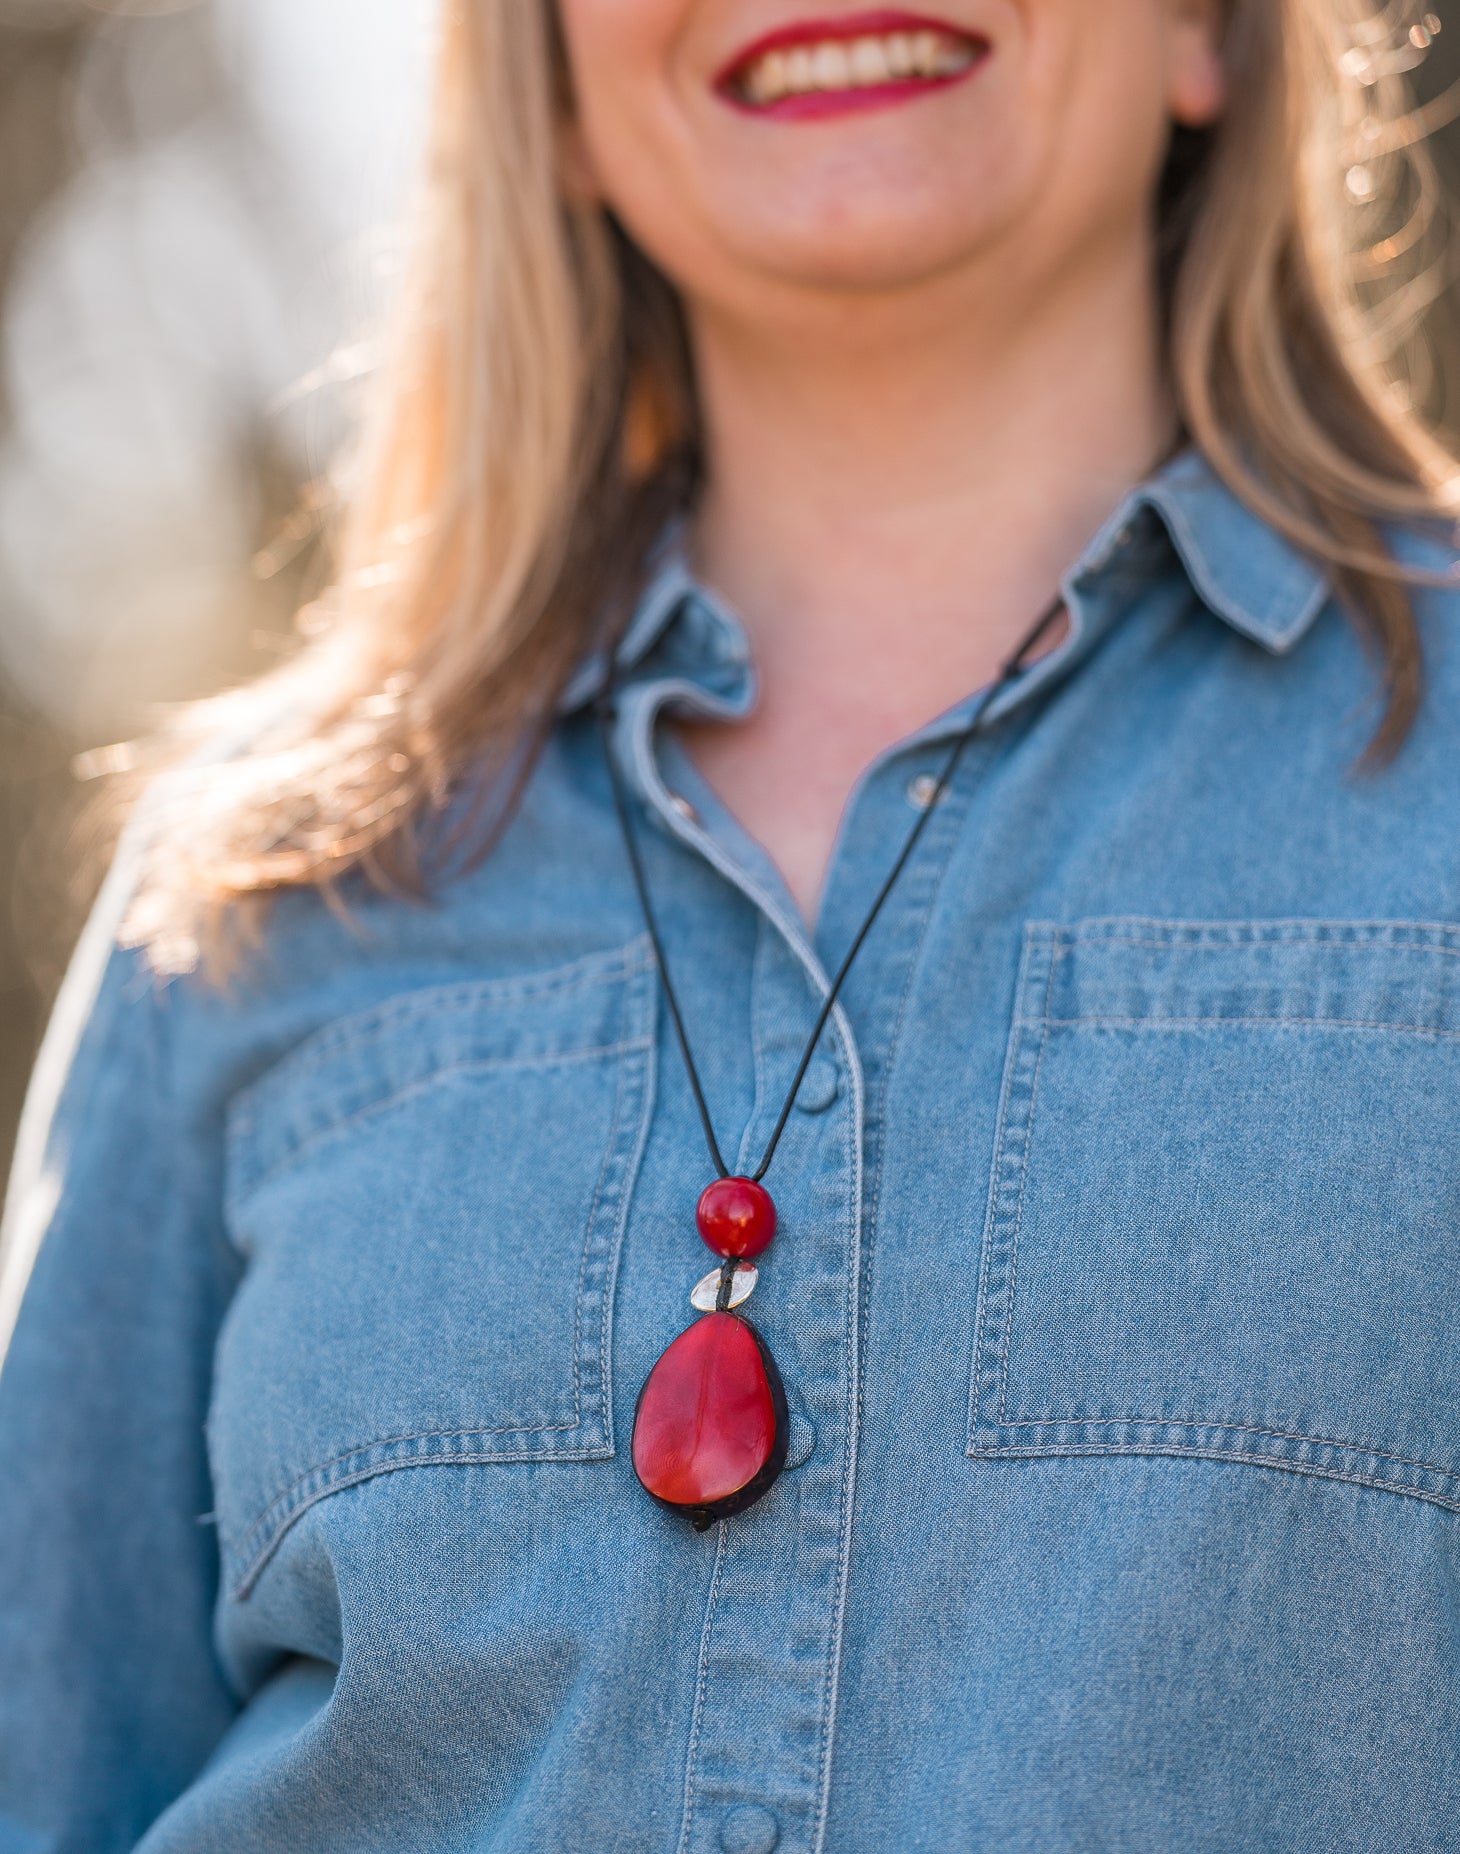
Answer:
[
  {"left": 556, "top": 0, "right": 689, "bottom": 187},
  {"left": 557, "top": 0, "right": 751, "bottom": 296},
  {"left": 1025, "top": 2, "right": 1179, "bottom": 232}
]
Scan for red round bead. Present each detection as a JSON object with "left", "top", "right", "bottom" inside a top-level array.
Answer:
[{"left": 696, "top": 1176, "right": 777, "bottom": 1259}]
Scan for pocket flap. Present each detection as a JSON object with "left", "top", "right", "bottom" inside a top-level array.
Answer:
[{"left": 227, "top": 939, "right": 654, "bottom": 1215}]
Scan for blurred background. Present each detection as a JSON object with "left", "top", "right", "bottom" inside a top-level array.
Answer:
[
  {"left": 0, "top": 0, "right": 436, "bottom": 1173},
  {"left": 0, "top": 0, "right": 1457, "bottom": 1187}
]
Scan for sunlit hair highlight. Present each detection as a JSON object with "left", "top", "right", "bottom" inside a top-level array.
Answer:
[{"left": 123, "top": 0, "right": 1460, "bottom": 973}]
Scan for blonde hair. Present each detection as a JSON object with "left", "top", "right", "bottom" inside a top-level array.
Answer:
[{"left": 124, "top": 0, "right": 1460, "bottom": 972}]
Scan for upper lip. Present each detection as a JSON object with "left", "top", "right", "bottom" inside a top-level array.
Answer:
[{"left": 714, "top": 9, "right": 986, "bottom": 90}]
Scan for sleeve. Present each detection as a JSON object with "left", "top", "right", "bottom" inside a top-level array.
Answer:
[{"left": 0, "top": 821, "right": 242, "bottom": 1853}]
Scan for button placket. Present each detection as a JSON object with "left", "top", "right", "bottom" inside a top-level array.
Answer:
[
  {"left": 720, "top": 1804, "right": 781, "bottom": 1852},
  {"left": 673, "top": 924, "right": 863, "bottom": 1854},
  {"left": 732, "top": 920, "right": 841, "bottom": 1168},
  {"left": 612, "top": 641, "right": 1056, "bottom": 1850},
  {"left": 905, "top": 772, "right": 944, "bottom": 812},
  {"left": 795, "top": 1058, "right": 840, "bottom": 1115},
  {"left": 616, "top": 679, "right": 869, "bottom": 1854}
]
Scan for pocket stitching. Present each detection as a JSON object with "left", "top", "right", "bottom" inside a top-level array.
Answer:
[
  {"left": 568, "top": 1021, "right": 634, "bottom": 1433},
  {"left": 232, "top": 1040, "right": 649, "bottom": 1212},
  {"left": 231, "top": 1424, "right": 618, "bottom": 1598},
  {"left": 967, "top": 1440, "right": 1460, "bottom": 1513},
  {"left": 997, "top": 940, "right": 1059, "bottom": 1426},
  {"left": 225, "top": 1016, "right": 648, "bottom": 1593},
  {"left": 220, "top": 951, "right": 657, "bottom": 1591},
  {"left": 969, "top": 917, "right": 1460, "bottom": 1500},
  {"left": 969, "top": 928, "right": 1048, "bottom": 1438},
  {"left": 994, "top": 1412, "right": 1460, "bottom": 1471},
  {"left": 268, "top": 938, "right": 654, "bottom": 1080},
  {"left": 228, "top": 938, "right": 653, "bottom": 1153},
  {"left": 1044, "top": 1016, "right": 1460, "bottom": 1037},
  {"left": 246, "top": 1419, "right": 590, "bottom": 1538},
  {"left": 1058, "top": 918, "right": 1460, "bottom": 949}
]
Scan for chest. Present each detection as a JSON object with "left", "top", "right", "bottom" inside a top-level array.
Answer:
[
  {"left": 190, "top": 639, "right": 1460, "bottom": 1843},
  {"left": 206, "top": 714, "right": 1460, "bottom": 1606}
]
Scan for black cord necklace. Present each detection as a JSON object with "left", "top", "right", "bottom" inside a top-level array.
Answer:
[{"left": 595, "top": 588, "right": 1067, "bottom": 1530}]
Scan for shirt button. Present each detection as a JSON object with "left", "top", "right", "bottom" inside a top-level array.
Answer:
[
  {"left": 667, "top": 792, "right": 701, "bottom": 825},
  {"left": 720, "top": 1805, "right": 779, "bottom": 1854},
  {"left": 906, "top": 772, "right": 943, "bottom": 810},
  {"left": 794, "top": 1055, "right": 840, "bottom": 1114}
]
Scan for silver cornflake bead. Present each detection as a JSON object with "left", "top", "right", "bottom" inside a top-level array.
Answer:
[{"left": 690, "top": 1263, "right": 759, "bottom": 1312}]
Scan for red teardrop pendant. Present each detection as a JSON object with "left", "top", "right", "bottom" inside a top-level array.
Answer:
[{"left": 632, "top": 1312, "right": 789, "bottom": 1529}]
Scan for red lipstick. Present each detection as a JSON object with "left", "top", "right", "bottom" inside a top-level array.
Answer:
[{"left": 715, "top": 10, "right": 989, "bottom": 122}]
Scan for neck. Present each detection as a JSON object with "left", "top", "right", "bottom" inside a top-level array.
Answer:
[{"left": 685, "top": 237, "right": 1174, "bottom": 703}]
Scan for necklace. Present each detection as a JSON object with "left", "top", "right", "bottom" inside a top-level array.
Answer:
[{"left": 595, "top": 589, "right": 1067, "bottom": 1530}]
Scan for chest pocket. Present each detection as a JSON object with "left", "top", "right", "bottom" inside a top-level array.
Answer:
[
  {"left": 968, "top": 919, "right": 1460, "bottom": 1512},
  {"left": 217, "top": 939, "right": 656, "bottom": 1596}
]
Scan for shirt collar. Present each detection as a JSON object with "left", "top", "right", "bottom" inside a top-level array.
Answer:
[
  {"left": 554, "top": 444, "right": 1332, "bottom": 717},
  {"left": 1129, "top": 445, "right": 1331, "bottom": 653},
  {"left": 554, "top": 514, "right": 741, "bottom": 717}
]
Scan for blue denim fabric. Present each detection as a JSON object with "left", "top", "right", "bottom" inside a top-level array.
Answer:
[{"left": 5, "top": 445, "right": 1460, "bottom": 1853}]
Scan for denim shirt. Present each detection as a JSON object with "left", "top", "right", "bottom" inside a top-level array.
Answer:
[{"left": 5, "top": 445, "right": 1460, "bottom": 1854}]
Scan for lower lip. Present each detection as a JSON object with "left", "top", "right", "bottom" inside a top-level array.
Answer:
[{"left": 719, "top": 47, "right": 988, "bottom": 122}]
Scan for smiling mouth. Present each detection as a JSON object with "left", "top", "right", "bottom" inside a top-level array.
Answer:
[{"left": 717, "top": 9, "right": 989, "bottom": 115}]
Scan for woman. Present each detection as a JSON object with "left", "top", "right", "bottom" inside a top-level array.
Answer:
[{"left": 4, "top": 0, "right": 1460, "bottom": 1846}]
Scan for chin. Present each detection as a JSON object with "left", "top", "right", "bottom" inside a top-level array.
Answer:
[{"left": 725, "top": 210, "right": 1000, "bottom": 295}]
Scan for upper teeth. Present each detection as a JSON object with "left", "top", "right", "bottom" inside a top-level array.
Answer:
[{"left": 740, "top": 29, "right": 977, "bottom": 103}]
